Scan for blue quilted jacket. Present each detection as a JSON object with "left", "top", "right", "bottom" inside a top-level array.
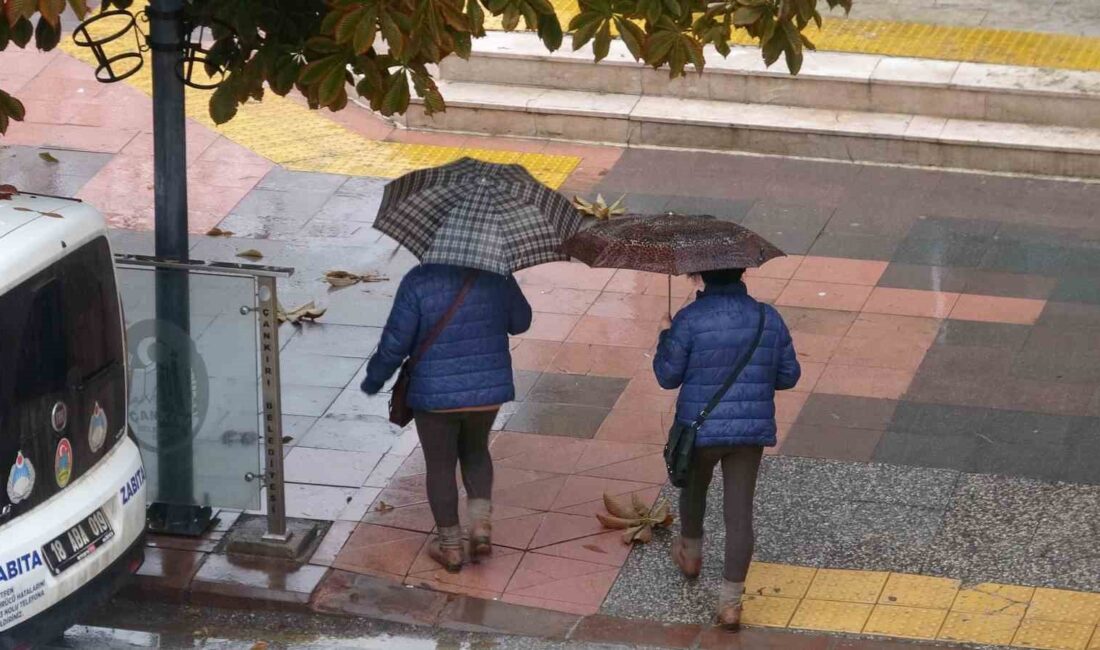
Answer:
[
  {"left": 653, "top": 282, "right": 800, "bottom": 447},
  {"left": 362, "top": 264, "right": 532, "bottom": 410}
]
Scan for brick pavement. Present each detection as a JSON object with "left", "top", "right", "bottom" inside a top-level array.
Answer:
[{"left": 5, "top": 38, "right": 1100, "bottom": 649}]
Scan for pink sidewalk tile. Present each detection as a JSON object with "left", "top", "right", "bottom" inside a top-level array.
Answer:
[
  {"left": 551, "top": 475, "right": 655, "bottom": 512},
  {"left": 504, "top": 553, "right": 619, "bottom": 610},
  {"left": 596, "top": 409, "right": 668, "bottom": 445},
  {"left": 549, "top": 343, "right": 649, "bottom": 378},
  {"left": 775, "top": 391, "right": 809, "bottom": 424},
  {"left": 533, "top": 530, "right": 633, "bottom": 567},
  {"left": 568, "top": 315, "right": 660, "bottom": 349},
  {"left": 790, "top": 361, "right": 826, "bottom": 393},
  {"left": 604, "top": 270, "right": 697, "bottom": 297},
  {"left": 746, "top": 255, "right": 804, "bottom": 280},
  {"left": 573, "top": 440, "right": 665, "bottom": 475},
  {"left": 745, "top": 276, "right": 789, "bottom": 303},
  {"left": 862, "top": 287, "right": 960, "bottom": 319},
  {"left": 332, "top": 524, "right": 427, "bottom": 579},
  {"left": 509, "top": 339, "right": 561, "bottom": 372},
  {"left": 793, "top": 256, "right": 889, "bottom": 286},
  {"left": 514, "top": 313, "right": 581, "bottom": 342},
  {"left": 578, "top": 453, "right": 667, "bottom": 484},
  {"left": 555, "top": 485, "right": 663, "bottom": 518},
  {"left": 407, "top": 543, "right": 523, "bottom": 594},
  {"left": 491, "top": 433, "right": 589, "bottom": 474},
  {"left": 815, "top": 364, "right": 914, "bottom": 400},
  {"left": 791, "top": 331, "right": 842, "bottom": 365},
  {"left": 529, "top": 512, "right": 607, "bottom": 549},
  {"left": 776, "top": 280, "right": 873, "bottom": 312},
  {"left": 830, "top": 334, "right": 935, "bottom": 371},
  {"left": 3, "top": 122, "right": 138, "bottom": 153},
  {"left": 587, "top": 292, "right": 672, "bottom": 321},
  {"left": 518, "top": 262, "right": 615, "bottom": 291},
  {"left": 525, "top": 287, "right": 601, "bottom": 315},
  {"left": 950, "top": 294, "right": 1046, "bottom": 325}
]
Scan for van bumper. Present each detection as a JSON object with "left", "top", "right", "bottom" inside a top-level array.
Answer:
[{"left": 0, "top": 536, "right": 144, "bottom": 650}]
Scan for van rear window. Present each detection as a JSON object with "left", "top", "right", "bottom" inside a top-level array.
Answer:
[{"left": 0, "top": 236, "right": 125, "bottom": 526}]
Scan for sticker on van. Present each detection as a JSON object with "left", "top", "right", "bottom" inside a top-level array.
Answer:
[
  {"left": 0, "top": 551, "right": 43, "bottom": 584},
  {"left": 88, "top": 402, "right": 108, "bottom": 453},
  {"left": 54, "top": 439, "right": 73, "bottom": 488},
  {"left": 5, "top": 452, "right": 35, "bottom": 504}
]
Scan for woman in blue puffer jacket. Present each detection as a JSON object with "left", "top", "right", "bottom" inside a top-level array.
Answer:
[
  {"left": 362, "top": 264, "right": 532, "bottom": 572},
  {"left": 653, "top": 267, "right": 800, "bottom": 630}
]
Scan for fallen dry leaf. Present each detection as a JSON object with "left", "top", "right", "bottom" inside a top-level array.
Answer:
[
  {"left": 277, "top": 301, "right": 327, "bottom": 324},
  {"left": 324, "top": 270, "right": 389, "bottom": 289},
  {"left": 0, "top": 184, "right": 16, "bottom": 199},
  {"left": 375, "top": 501, "right": 394, "bottom": 513},
  {"left": 38, "top": 151, "right": 59, "bottom": 163},
  {"left": 251, "top": 642, "right": 269, "bottom": 650},
  {"left": 40, "top": 212, "right": 63, "bottom": 218},
  {"left": 598, "top": 494, "right": 674, "bottom": 545},
  {"left": 206, "top": 226, "right": 234, "bottom": 237},
  {"left": 237, "top": 248, "right": 264, "bottom": 260}
]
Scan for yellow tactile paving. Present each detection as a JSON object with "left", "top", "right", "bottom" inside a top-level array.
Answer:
[
  {"left": 744, "top": 562, "right": 817, "bottom": 599},
  {"left": 1027, "top": 588, "right": 1100, "bottom": 626},
  {"left": 741, "top": 594, "right": 800, "bottom": 628},
  {"left": 790, "top": 599, "right": 875, "bottom": 633},
  {"left": 953, "top": 583, "right": 1036, "bottom": 617},
  {"left": 805, "top": 568, "right": 889, "bottom": 604},
  {"left": 880, "top": 573, "right": 961, "bottom": 609},
  {"left": 488, "top": 8, "right": 1100, "bottom": 72},
  {"left": 864, "top": 605, "right": 947, "bottom": 640},
  {"left": 56, "top": 3, "right": 580, "bottom": 189},
  {"left": 1013, "top": 619, "right": 1095, "bottom": 650},
  {"left": 939, "top": 611, "right": 1024, "bottom": 645}
]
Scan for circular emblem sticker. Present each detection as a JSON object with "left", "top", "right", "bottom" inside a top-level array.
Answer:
[
  {"left": 51, "top": 401, "right": 68, "bottom": 432},
  {"left": 55, "top": 439, "right": 73, "bottom": 488},
  {"left": 6, "top": 451, "right": 35, "bottom": 504},
  {"left": 88, "top": 402, "right": 108, "bottom": 453}
]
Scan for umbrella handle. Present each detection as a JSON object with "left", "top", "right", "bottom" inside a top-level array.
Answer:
[{"left": 668, "top": 275, "right": 672, "bottom": 322}]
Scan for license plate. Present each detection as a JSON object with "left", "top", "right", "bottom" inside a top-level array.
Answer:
[{"left": 41, "top": 509, "right": 115, "bottom": 575}]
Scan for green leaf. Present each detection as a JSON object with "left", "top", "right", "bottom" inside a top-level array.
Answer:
[
  {"left": 644, "top": 29, "right": 677, "bottom": 66},
  {"left": 0, "top": 111, "right": 9, "bottom": 135},
  {"left": 334, "top": 7, "right": 364, "bottom": 44},
  {"left": 209, "top": 83, "right": 239, "bottom": 124},
  {"left": 0, "top": 90, "right": 26, "bottom": 121},
  {"left": 642, "top": 0, "right": 662, "bottom": 26},
  {"left": 66, "top": 0, "right": 89, "bottom": 19},
  {"left": 5, "top": 0, "right": 35, "bottom": 25},
  {"left": 0, "top": 19, "right": 10, "bottom": 50},
  {"left": 320, "top": 9, "right": 342, "bottom": 36},
  {"left": 34, "top": 15, "right": 59, "bottom": 50},
  {"left": 381, "top": 72, "right": 410, "bottom": 116},
  {"left": 467, "top": 0, "right": 485, "bottom": 36},
  {"left": 761, "top": 30, "right": 783, "bottom": 66},
  {"left": 615, "top": 17, "right": 644, "bottom": 60},
  {"left": 570, "top": 12, "right": 602, "bottom": 50},
  {"left": 537, "top": 13, "right": 562, "bottom": 51},
  {"left": 306, "top": 36, "right": 343, "bottom": 55},
  {"left": 300, "top": 55, "right": 343, "bottom": 85},
  {"left": 526, "top": 0, "right": 554, "bottom": 14},
  {"left": 353, "top": 7, "right": 378, "bottom": 52},
  {"left": 11, "top": 17, "right": 32, "bottom": 48},
  {"left": 380, "top": 12, "right": 405, "bottom": 59},
  {"left": 318, "top": 65, "right": 347, "bottom": 107},
  {"left": 662, "top": 0, "right": 680, "bottom": 15},
  {"left": 784, "top": 40, "right": 802, "bottom": 73},
  {"left": 501, "top": 4, "right": 520, "bottom": 30},
  {"left": 732, "top": 5, "right": 764, "bottom": 25},
  {"left": 39, "top": 0, "right": 65, "bottom": 27},
  {"left": 592, "top": 19, "right": 611, "bottom": 62},
  {"left": 271, "top": 59, "right": 299, "bottom": 95}
]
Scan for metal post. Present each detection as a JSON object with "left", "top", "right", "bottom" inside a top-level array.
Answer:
[
  {"left": 256, "top": 276, "right": 289, "bottom": 541},
  {"left": 146, "top": 0, "right": 213, "bottom": 536}
]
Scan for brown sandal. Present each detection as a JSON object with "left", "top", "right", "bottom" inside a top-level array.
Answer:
[
  {"left": 671, "top": 537, "right": 702, "bottom": 579},
  {"left": 428, "top": 539, "right": 464, "bottom": 573},
  {"left": 717, "top": 602, "right": 742, "bottom": 631},
  {"left": 469, "top": 519, "right": 492, "bottom": 562}
]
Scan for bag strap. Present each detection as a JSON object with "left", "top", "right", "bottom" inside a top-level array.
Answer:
[
  {"left": 408, "top": 270, "right": 478, "bottom": 369},
  {"left": 693, "top": 303, "right": 767, "bottom": 428}
]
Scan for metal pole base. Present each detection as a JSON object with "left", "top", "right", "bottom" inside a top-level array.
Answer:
[
  {"left": 224, "top": 515, "right": 324, "bottom": 562},
  {"left": 146, "top": 503, "right": 218, "bottom": 537}
]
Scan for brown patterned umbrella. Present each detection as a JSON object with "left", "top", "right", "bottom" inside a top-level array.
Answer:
[{"left": 562, "top": 213, "right": 785, "bottom": 275}]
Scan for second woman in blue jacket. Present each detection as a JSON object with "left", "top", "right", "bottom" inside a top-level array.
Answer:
[
  {"left": 362, "top": 264, "right": 532, "bottom": 572},
  {"left": 653, "top": 268, "right": 800, "bottom": 630}
]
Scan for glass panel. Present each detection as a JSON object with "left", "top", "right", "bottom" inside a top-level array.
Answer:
[{"left": 116, "top": 265, "right": 261, "bottom": 510}]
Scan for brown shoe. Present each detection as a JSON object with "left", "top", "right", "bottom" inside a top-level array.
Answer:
[
  {"left": 717, "top": 602, "right": 742, "bottom": 631},
  {"left": 428, "top": 540, "right": 464, "bottom": 573},
  {"left": 469, "top": 519, "right": 492, "bottom": 562},
  {"left": 671, "top": 537, "right": 702, "bottom": 579}
]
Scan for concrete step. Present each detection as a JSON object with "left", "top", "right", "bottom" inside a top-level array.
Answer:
[
  {"left": 403, "top": 81, "right": 1100, "bottom": 178},
  {"left": 438, "top": 32, "right": 1100, "bottom": 130}
]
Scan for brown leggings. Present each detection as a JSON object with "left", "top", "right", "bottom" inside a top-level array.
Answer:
[
  {"left": 678, "top": 445, "right": 764, "bottom": 582},
  {"left": 413, "top": 410, "right": 498, "bottom": 528}
]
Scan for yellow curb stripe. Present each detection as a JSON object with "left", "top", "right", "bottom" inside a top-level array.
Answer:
[
  {"left": 745, "top": 562, "right": 1100, "bottom": 648},
  {"left": 57, "top": 7, "right": 579, "bottom": 189},
  {"left": 489, "top": 8, "right": 1100, "bottom": 71}
]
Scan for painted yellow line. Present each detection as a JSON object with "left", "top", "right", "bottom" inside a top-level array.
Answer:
[
  {"left": 490, "top": 7, "right": 1100, "bottom": 72},
  {"left": 745, "top": 562, "right": 1100, "bottom": 648},
  {"left": 57, "top": 8, "right": 579, "bottom": 189}
]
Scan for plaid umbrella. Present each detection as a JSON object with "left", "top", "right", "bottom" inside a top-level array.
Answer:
[{"left": 373, "top": 157, "right": 583, "bottom": 275}]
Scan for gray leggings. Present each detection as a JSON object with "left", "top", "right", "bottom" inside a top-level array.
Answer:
[
  {"left": 413, "top": 410, "right": 498, "bottom": 529},
  {"left": 678, "top": 445, "right": 764, "bottom": 582}
]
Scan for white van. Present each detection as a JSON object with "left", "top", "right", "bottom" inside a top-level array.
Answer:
[{"left": 0, "top": 188, "right": 145, "bottom": 649}]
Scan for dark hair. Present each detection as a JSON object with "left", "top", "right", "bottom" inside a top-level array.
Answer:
[{"left": 691, "top": 268, "right": 745, "bottom": 286}]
